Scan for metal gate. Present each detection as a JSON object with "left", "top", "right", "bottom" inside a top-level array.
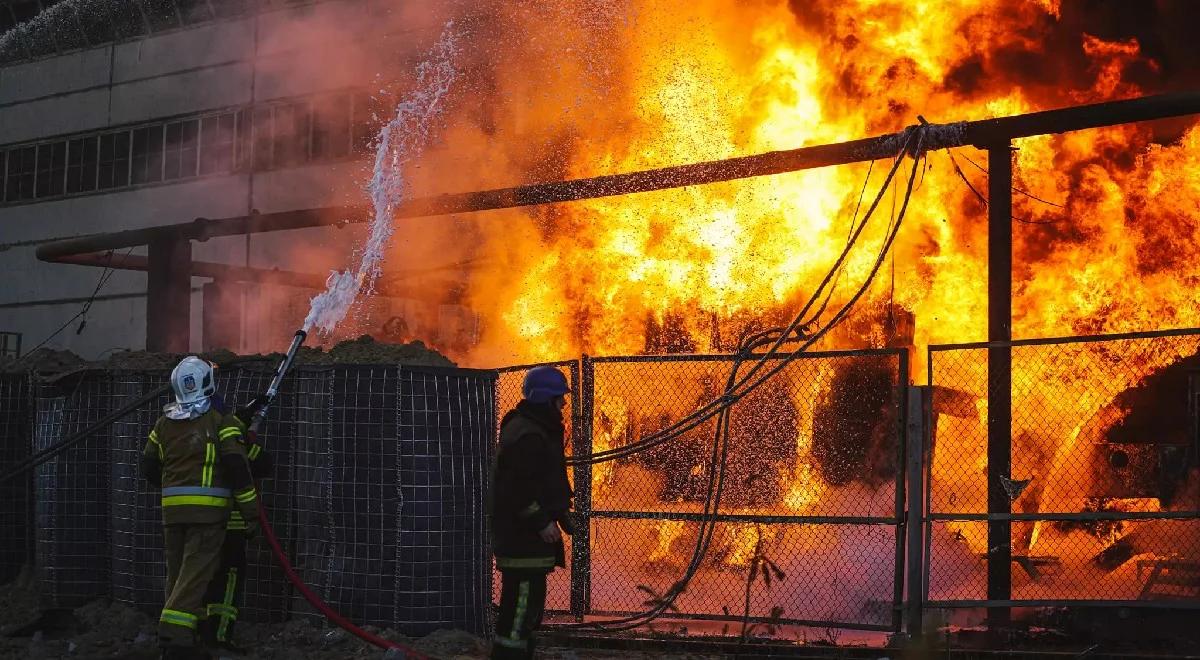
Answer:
[{"left": 496, "top": 349, "right": 909, "bottom": 633}]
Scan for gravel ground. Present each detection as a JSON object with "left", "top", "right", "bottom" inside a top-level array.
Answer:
[{"left": 0, "top": 579, "right": 720, "bottom": 660}]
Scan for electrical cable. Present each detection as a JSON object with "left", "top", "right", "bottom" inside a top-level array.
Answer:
[
  {"left": 956, "top": 150, "right": 1066, "bottom": 208},
  {"left": 561, "top": 127, "right": 927, "bottom": 631},
  {"left": 947, "top": 150, "right": 1066, "bottom": 225},
  {"left": 567, "top": 127, "right": 922, "bottom": 468},
  {"left": 12, "top": 248, "right": 132, "bottom": 365}
]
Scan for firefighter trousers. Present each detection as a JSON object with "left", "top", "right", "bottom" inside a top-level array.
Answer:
[
  {"left": 161, "top": 522, "right": 226, "bottom": 648},
  {"left": 203, "top": 529, "right": 247, "bottom": 645},
  {"left": 491, "top": 568, "right": 549, "bottom": 660}
]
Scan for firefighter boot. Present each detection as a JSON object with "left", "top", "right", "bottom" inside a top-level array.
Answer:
[
  {"left": 197, "top": 618, "right": 216, "bottom": 650},
  {"left": 216, "top": 637, "right": 249, "bottom": 656}
]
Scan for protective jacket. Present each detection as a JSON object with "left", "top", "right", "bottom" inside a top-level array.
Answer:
[
  {"left": 491, "top": 400, "right": 573, "bottom": 570},
  {"left": 141, "top": 409, "right": 260, "bottom": 526},
  {"left": 223, "top": 411, "right": 272, "bottom": 532}
]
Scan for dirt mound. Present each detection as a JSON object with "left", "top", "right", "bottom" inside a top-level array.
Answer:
[
  {"left": 0, "top": 586, "right": 731, "bottom": 660},
  {"left": 0, "top": 349, "right": 85, "bottom": 374},
  {"left": 0, "top": 596, "right": 157, "bottom": 660},
  {"left": 294, "top": 335, "right": 456, "bottom": 368},
  {"left": 0, "top": 566, "right": 43, "bottom": 638},
  {"left": 412, "top": 628, "right": 489, "bottom": 658}
]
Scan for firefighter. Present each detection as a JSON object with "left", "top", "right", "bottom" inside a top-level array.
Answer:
[
  {"left": 140, "top": 357, "right": 260, "bottom": 660},
  {"left": 490, "top": 366, "right": 574, "bottom": 660},
  {"left": 200, "top": 393, "right": 272, "bottom": 654}
]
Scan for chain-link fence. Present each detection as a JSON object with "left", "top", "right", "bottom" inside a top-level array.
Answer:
[
  {"left": 551, "top": 350, "right": 908, "bottom": 632},
  {"left": 26, "top": 362, "right": 496, "bottom": 636},
  {"left": 927, "top": 328, "right": 1200, "bottom": 608}
]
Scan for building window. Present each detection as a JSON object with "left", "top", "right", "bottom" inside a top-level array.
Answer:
[
  {"left": 142, "top": 0, "right": 182, "bottom": 32},
  {"left": 273, "top": 101, "right": 311, "bottom": 168},
  {"left": 66, "top": 136, "right": 99, "bottom": 194},
  {"left": 312, "top": 93, "right": 352, "bottom": 160},
  {"left": 251, "top": 107, "right": 273, "bottom": 171},
  {"left": 0, "top": 89, "right": 380, "bottom": 206},
  {"left": 0, "top": 332, "right": 20, "bottom": 359},
  {"left": 199, "top": 112, "right": 236, "bottom": 175},
  {"left": 180, "top": 0, "right": 215, "bottom": 25},
  {"left": 34, "top": 141, "right": 67, "bottom": 198},
  {"left": 131, "top": 125, "right": 165, "bottom": 185},
  {"left": 98, "top": 131, "right": 131, "bottom": 190},
  {"left": 164, "top": 120, "right": 200, "bottom": 180},
  {"left": 352, "top": 92, "right": 381, "bottom": 154},
  {"left": 5, "top": 146, "right": 36, "bottom": 202}
]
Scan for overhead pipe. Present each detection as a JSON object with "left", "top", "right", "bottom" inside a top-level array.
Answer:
[{"left": 36, "top": 91, "right": 1200, "bottom": 267}]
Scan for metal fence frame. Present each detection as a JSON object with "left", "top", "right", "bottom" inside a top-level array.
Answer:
[
  {"left": 925, "top": 327, "right": 1200, "bottom": 611},
  {"left": 586, "top": 350, "right": 908, "bottom": 632}
]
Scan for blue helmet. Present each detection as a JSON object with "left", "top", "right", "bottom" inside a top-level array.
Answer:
[{"left": 522, "top": 366, "right": 571, "bottom": 404}]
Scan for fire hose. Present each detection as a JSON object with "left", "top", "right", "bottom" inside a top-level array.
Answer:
[{"left": 248, "top": 329, "right": 431, "bottom": 659}]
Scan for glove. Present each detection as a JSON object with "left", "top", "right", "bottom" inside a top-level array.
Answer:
[
  {"left": 242, "top": 519, "right": 261, "bottom": 541},
  {"left": 538, "top": 522, "right": 562, "bottom": 544},
  {"left": 557, "top": 513, "right": 576, "bottom": 536},
  {"left": 235, "top": 395, "right": 268, "bottom": 424}
]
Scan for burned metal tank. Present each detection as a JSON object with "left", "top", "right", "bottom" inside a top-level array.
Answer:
[{"left": 1077, "top": 352, "right": 1200, "bottom": 506}]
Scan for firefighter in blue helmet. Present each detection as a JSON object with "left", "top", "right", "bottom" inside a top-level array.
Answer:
[
  {"left": 140, "top": 358, "right": 260, "bottom": 660},
  {"left": 490, "top": 366, "right": 574, "bottom": 660}
]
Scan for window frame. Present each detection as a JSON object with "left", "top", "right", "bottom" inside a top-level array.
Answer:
[{"left": 0, "top": 87, "right": 374, "bottom": 207}]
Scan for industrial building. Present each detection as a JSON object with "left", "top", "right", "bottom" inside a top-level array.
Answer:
[{"left": 0, "top": 0, "right": 474, "bottom": 359}]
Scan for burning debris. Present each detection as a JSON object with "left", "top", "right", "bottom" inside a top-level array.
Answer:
[
  {"left": 1078, "top": 350, "right": 1200, "bottom": 507},
  {"left": 811, "top": 360, "right": 897, "bottom": 488},
  {"left": 636, "top": 375, "right": 799, "bottom": 508}
]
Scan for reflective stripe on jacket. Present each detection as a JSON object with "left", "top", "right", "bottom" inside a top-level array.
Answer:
[{"left": 141, "top": 409, "right": 258, "bottom": 525}]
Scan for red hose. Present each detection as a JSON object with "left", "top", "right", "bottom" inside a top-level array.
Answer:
[{"left": 257, "top": 503, "right": 432, "bottom": 659}]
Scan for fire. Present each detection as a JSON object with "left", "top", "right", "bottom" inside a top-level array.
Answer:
[
  {"left": 356, "top": 0, "right": 1200, "bottom": 594},
  {"left": 389, "top": 0, "right": 1200, "bottom": 370},
  {"left": 719, "top": 523, "right": 778, "bottom": 570},
  {"left": 649, "top": 520, "right": 687, "bottom": 566}
]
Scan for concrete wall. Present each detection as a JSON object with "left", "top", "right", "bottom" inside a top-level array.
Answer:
[{"left": 0, "top": 0, "right": 448, "bottom": 359}]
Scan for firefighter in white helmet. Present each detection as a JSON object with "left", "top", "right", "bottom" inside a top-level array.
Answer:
[{"left": 140, "top": 357, "right": 260, "bottom": 660}]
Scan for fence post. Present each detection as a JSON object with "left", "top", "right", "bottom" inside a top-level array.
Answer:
[
  {"left": 905, "top": 385, "right": 929, "bottom": 639},
  {"left": 986, "top": 143, "right": 1014, "bottom": 630},
  {"left": 891, "top": 351, "right": 910, "bottom": 634},
  {"left": 570, "top": 357, "right": 593, "bottom": 620}
]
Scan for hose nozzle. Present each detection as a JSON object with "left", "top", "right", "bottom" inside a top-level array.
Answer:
[{"left": 251, "top": 329, "right": 308, "bottom": 433}]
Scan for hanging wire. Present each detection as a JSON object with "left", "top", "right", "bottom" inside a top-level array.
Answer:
[
  {"left": 956, "top": 150, "right": 1066, "bottom": 209},
  {"left": 567, "top": 128, "right": 923, "bottom": 468},
  {"left": 13, "top": 248, "right": 134, "bottom": 364},
  {"left": 563, "top": 126, "right": 929, "bottom": 631}
]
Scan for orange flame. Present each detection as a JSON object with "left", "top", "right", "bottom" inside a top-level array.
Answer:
[{"left": 373, "top": 1, "right": 1200, "bottom": 574}]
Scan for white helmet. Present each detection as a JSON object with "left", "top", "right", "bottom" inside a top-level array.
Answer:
[{"left": 169, "top": 356, "right": 216, "bottom": 406}]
